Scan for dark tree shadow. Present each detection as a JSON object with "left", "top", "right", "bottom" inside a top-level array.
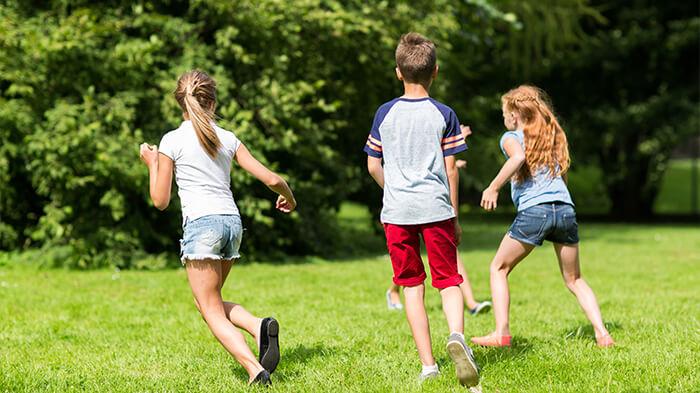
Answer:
[{"left": 562, "top": 321, "right": 622, "bottom": 341}]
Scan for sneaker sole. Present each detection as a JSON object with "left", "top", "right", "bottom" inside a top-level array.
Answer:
[
  {"left": 446, "top": 341, "right": 479, "bottom": 387},
  {"left": 476, "top": 303, "right": 491, "bottom": 315},
  {"left": 260, "top": 318, "right": 280, "bottom": 373}
]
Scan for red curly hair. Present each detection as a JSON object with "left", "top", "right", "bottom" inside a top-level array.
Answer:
[{"left": 502, "top": 85, "right": 570, "bottom": 182}]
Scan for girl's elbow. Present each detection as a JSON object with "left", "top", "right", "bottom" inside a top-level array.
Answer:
[
  {"left": 264, "top": 174, "right": 283, "bottom": 188},
  {"left": 513, "top": 155, "right": 526, "bottom": 165},
  {"left": 151, "top": 196, "right": 169, "bottom": 210}
]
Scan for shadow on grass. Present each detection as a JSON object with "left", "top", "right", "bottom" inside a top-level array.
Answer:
[
  {"left": 469, "top": 336, "right": 534, "bottom": 368},
  {"left": 562, "top": 321, "right": 622, "bottom": 341},
  {"left": 228, "top": 343, "right": 336, "bottom": 383},
  {"left": 272, "top": 343, "right": 347, "bottom": 382},
  {"left": 434, "top": 336, "right": 534, "bottom": 371}
]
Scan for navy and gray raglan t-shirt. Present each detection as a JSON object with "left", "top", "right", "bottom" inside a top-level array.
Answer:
[{"left": 363, "top": 97, "right": 467, "bottom": 225}]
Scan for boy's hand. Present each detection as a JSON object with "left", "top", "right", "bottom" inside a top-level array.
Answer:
[
  {"left": 481, "top": 186, "right": 499, "bottom": 211},
  {"left": 139, "top": 143, "right": 159, "bottom": 167},
  {"left": 276, "top": 195, "right": 297, "bottom": 213},
  {"left": 460, "top": 124, "right": 472, "bottom": 139}
]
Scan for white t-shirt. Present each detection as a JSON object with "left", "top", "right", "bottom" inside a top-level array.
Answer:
[{"left": 159, "top": 120, "right": 241, "bottom": 223}]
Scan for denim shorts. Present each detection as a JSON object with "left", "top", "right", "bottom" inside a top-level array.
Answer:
[
  {"left": 507, "top": 202, "right": 579, "bottom": 246},
  {"left": 180, "top": 214, "right": 243, "bottom": 264}
]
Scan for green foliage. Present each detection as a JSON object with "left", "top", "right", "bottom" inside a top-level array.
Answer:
[
  {"left": 0, "top": 1, "right": 510, "bottom": 266},
  {"left": 540, "top": 1, "right": 699, "bottom": 218}
]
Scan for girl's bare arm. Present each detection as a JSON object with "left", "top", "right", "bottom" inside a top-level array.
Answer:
[
  {"left": 481, "top": 138, "right": 526, "bottom": 211},
  {"left": 140, "top": 144, "right": 173, "bottom": 210},
  {"left": 234, "top": 143, "right": 296, "bottom": 212}
]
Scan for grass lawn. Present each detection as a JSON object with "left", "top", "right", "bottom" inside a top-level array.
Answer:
[
  {"left": 1, "top": 215, "right": 699, "bottom": 392},
  {"left": 655, "top": 159, "right": 700, "bottom": 215}
]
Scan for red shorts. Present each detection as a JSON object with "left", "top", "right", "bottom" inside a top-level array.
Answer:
[{"left": 383, "top": 218, "right": 463, "bottom": 289}]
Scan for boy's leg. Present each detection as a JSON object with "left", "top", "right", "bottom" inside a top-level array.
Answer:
[
  {"left": 439, "top": 286, "right": 464, "bottom": 334},
  {"left": 422, "top": 219, "right": 479, "bottom": 386},
  {"left": 553, "top": 243, "right": 612, "bottom": 344},
  {"left": 403, "top": 284, "right": 436, "bottom": 366},
  {"left": 421, "top": 219, "right": 464, "bottom": 333},
  {"left": 384, "top": 223, "right": 433, "bottom": 366}
]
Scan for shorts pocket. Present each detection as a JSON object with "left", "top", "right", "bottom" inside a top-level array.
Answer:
[
  {"left": 514, "top": 211, "right": 547, "bottom": 239},
  {"left": 560, "top": 211, "right": 579, "bottom": 243},
  {"left": 196, "top": 227, "right": 224, "bottom": 247}
]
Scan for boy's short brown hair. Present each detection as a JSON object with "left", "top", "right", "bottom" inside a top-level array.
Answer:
[{"left": 395, "top": 32, "right": 437, "bottom": 84}]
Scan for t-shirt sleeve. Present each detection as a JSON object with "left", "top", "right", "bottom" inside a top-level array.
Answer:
[
  {"left": 499, "top": 131, "right": 521, "bottom": 158},
  {"left": 441, "top": 109, "right": 467, "bottom": 156},
  {"left": 363, "top": 109, "right": 384, "bottom": 158},
  {"left": 227, "top": 131, "right": 242, "bottom": 156},
  {"left": 158, "top": 132, "right": 178, "bottom": 161}
]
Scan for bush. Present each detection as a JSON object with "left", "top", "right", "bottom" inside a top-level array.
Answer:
[{"left": 0, "top": 1, "right": 505, "bottom": 267}]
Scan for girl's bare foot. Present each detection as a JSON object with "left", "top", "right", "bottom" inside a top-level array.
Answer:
[
  {"left": 596, "top": 334, "right": 615, "bottom": 348},
  {"left": 471, "top": 332, "right": 512, "bottom": 347}
]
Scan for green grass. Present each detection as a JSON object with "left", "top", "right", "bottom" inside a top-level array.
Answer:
[
  {"left": 655, "top": 159, "right": 700, "bottom": 214},
  {"left": 1, "top": 216, "right": 699, "bottom": 392}
]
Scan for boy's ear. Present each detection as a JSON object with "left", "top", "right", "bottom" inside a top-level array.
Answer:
[
  {"left": 432, "top": 63, "right": 439, "bottom": 80},
  {"left": 395, "top": 66, "right": 404, "bottom": 81}
]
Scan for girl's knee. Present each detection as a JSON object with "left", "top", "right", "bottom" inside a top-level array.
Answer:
[
  {"left": 563, "top": 275, "right": 581, "bottom": 290},
  {"left": 490, "top": 259, "right": 509, "bottom": 274}
]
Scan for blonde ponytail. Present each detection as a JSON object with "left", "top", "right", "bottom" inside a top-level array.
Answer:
[{"left": 175, "top": 70, "right": 221, "bottom": 158}]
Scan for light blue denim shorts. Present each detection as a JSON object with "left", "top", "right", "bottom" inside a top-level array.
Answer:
[{"left": 180, "top": 214, "right": 243, "bottom": 264}]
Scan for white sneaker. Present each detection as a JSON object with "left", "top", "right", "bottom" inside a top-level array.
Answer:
[
  {"left": 446, "top": 333, "right": 480, "bottom": 387},
  {"left": 468, "top": 301, "right": 492, "bottom": 316},
  {"left": 418, "top": 369, "right": 440, "bottom": 382},
  {"left": 385, "top": 289, "right": 403, "bottom": 310}
]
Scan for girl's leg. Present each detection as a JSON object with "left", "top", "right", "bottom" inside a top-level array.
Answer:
[
  {"left": 186, "top": 259, "right": 264, "bottom": 381},
  {"left": 553, "top": 243, "right": 611, "bottom": 340},
  {"left": 193, "top": 260, "right": 263, "bottom": 344},
  {"left": 488, "top": 235, "right": 534, "bottom": 337},
  {"left": 456, "top": 256, "right": 479, "bottom": 310},
  {"left": 388, "top": 283, "right": 402, "bottom": 305},
  {"left": 220, "top": 260, "right": 263, "bottom": 342}
]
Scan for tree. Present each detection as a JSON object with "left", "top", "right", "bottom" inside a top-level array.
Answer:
[
  {"left": 543, "top": 1, "right": 700, "bottom": 218},
  {"left": 0, "top": 0, "right": 507, "bottom": 266}
]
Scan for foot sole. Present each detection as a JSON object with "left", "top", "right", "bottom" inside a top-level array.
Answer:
[
  {"left": 446, "top": 341, "right": 479, "bottom": 387},
  {"left": 260, "top": 318, "right": 280, "bottom": 373}
]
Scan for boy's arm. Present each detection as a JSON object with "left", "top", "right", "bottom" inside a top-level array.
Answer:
[
  {"left": 367, "top": 156, "right": 384, "bottom": 189},
  {"left": 481, "top": 138, "right": 525, "bottom": 211},
  {"left": 445, "top": 155, "right": 461, "bottom": 245}
]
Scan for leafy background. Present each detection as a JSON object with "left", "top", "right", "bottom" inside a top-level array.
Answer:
[{"left": 0, "top": 0, "right": 697, "bottom": 267}]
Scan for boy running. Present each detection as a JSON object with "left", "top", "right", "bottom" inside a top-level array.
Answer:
[{"left": 364, "top": 32, "right": 480, "bottom": 387}]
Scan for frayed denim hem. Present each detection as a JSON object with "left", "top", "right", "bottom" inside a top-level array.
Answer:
[{"left": 181, "top": 253, "right": 240, "bottom": 266}]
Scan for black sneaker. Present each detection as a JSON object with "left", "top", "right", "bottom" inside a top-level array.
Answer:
[
  {"left": 259, "top": 317, "right": 280, "bottom": 373},
  {"left": 249, "top": 369, "right": 271, "bottom": 386}
]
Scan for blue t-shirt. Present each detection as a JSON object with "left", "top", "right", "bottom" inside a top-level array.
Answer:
[
  {"left": 500, "top": 130, "right": 573, "bottom": 211},
  {"left": 363, "top": 97, "right": 467, "bottom": 225}
]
